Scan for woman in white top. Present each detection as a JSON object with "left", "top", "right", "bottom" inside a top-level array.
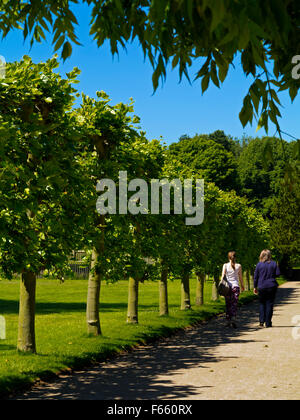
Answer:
[{"left": 221, "top": 251, "right": 245, "bottom": 328}]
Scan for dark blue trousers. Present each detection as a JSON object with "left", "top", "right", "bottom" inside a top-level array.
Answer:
[{"left": 258, "top": 286, "right": 278, "bottom": 327}]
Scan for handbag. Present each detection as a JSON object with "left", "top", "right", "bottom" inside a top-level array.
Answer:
[{"left": 218, "top": 264, "right": 231, "bottom": 297}]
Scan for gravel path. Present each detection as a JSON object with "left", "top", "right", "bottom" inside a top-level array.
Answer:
[{"left": 16, "top": 281, "right": 300, "bottom": 400}]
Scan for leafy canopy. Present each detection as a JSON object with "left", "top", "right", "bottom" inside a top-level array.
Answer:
[
  {"left": 1, "top": 0, "right": 300, "bottom": 134},
  {"left": 237, "top": 136, "right": 298, "bottom": 216},
  {"left": 168, "top": 132, "right": 238, "bottom": 191},
  {"left": 0, "top": 56, "right": 87, "bottom": 277}
]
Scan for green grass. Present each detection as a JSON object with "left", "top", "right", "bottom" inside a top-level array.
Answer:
[{"left": 0, "top": 276, "right": 285, "bottom": 397}]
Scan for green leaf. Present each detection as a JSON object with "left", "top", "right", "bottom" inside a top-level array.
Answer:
[
  {"left": 218, "top": 62, "right": 229, "bottom": 83},
  {"left": 61, "top": 41, "right": 73, "bottom": 61},
  {"left": 54, "top": 35, "right": 65, "bottom": 52},
  {"left": 210, "top": 62, "right": 220, "bottom": 87},
  {"left": 239, "top": 95, "right": 253, "bottom": 127},
  {"left": 201, "top": 73, "right": 210, "bottom": 93}
]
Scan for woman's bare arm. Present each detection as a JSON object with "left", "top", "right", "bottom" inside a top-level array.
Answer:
[{"left": 221, "top": 264, "right": 226, "bottom": 278}]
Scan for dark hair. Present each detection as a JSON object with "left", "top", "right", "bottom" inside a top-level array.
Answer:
[{"left": 228, "top": 251, "right": 236, "bottom": 270}]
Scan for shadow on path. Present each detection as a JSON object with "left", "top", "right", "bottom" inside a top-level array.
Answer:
[{"left": 17, "top": 283, "right": 298, "bottom": 400}]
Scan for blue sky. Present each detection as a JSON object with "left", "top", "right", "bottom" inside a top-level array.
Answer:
[{"left": 0, "top": 2, "right": 299, "bottom": 145}]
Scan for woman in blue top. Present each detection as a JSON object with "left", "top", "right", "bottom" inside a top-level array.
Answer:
[{"left": 254, "top": 250, "right": 281, "bottom": 328}]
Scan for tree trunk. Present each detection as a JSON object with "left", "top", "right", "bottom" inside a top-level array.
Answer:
[
  {"left": 211, "top": 274, "right": 219, "bottom": 301},
  {"left": 250, "top": 270, "right": 254, "bottom": 289},
  {"left": 86, "top": 248, "right": 102, "bottom": 336},
  {"left": 159, "top": 267, "right": 169, "bottom": 316},
  {"left": 87, "top": 135, "right": 107, "bottom": 336},
  {"left": 181, "top": 273, "right": 191, "bottom": 310},
  {"left": 243, "top": 271, "right": 249, "bottom": 291},
  {"left": 195, "top": 273, "right": 205, "bottom": 306},
  {"left": 17, "top": 271, "right": 37, "bottom": 353},
  {"left": 86, "top": 212, "right": 104, "bottom": 336},
  {"left": 127, "top": 277, "right": 139, "bottom": 323},
  {"left": 245, "top": 270, "right": 251, "bottom": 291}
]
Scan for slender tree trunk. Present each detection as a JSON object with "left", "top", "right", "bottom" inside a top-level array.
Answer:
[
  {"left": 86, "top": 248, "right": 102, "bottom": 336},
  {"left": 17, "top": 271, "right": 37, "bottom": 353},
  {"left": 181, "top": 273, "right": 191, "bottom": 310},
  {"left": 211, "top": 274, "right": 219, "bottom": 301},
  {"left": 127, "top": 277, "right": 139, "bottom": 323},
  {"left": 250, "top": 270, "right": 254, "bottom": 289},
  {"left": 18, "top": 155, "right": 37, "bottom": 353},
  {"left": 245, "top": 270, "right": 251, "bottom": 291},
  {"left": 86, "top": 134, "right": 109, "bottom": 336},
  {"left": 243, "top": 271, "right": 249, "bottom": 291},
  {"left": 159, "top": 267, "right": 169, "bottom": 316},
  {"left": 86, "top": 214, "right": 104, "bottom": 336},
  {"left": 195, "top": 272, "right": 205, "bottom": 306}
]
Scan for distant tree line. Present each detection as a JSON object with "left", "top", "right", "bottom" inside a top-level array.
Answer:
[{"left": 169, "top": 130, "right": 300, "bottom": 272}]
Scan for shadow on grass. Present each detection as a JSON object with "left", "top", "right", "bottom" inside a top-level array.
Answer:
[
  {"left": 0, "top": 343, "right": 15, "bottom": 351},
  {"left": 0, "top": 300, "right": 224, "bottom": 316},
  {"left": 0, "top": 300, "right": 131, "bottom": 315}
]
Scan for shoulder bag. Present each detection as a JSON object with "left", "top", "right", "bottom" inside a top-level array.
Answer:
[{"left": 218, "top": 264, "right": 231, "bottom": 297}]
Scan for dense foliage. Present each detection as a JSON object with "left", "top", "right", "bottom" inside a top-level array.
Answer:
[
  {"left": 271, "top": 177, "right": 300, "bottom": 268},
  {"left": 169, "top": 131, "right": 299, "bottom": 219},
  {"left": 237, "top": 137, "right": 297, "bottom": 216},
  {"left": 168, "top": 131, "right": 238, "bottom": 192},
  {"left": 0, "top": 56, "right": 86, "bottom": 278}
]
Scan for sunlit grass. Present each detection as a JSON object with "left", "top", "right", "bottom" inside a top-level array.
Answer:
[{"left": 0, "top": 276, "right": 284, "bottom": 397}]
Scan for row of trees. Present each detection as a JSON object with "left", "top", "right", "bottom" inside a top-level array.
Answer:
[
  {"left": 169, "top": 132, "right": 300, "bottom": 269},
  {"left": 0, "top": 57, "right": 269, "bottom": 353}
]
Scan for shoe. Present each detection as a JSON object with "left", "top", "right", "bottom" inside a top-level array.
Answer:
[
  {"left": 266, "top": 324, "right": 272, "bottom": 328},
  {"left": 259, "top": 322, "right": 264, "bottom": 328}
]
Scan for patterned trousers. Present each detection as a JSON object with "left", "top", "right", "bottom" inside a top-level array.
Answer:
[{"left": 225, "top": 287, "right": 240, "bottom": 320}]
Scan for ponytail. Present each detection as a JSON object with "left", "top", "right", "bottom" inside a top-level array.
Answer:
[{"left": 228, "top": 251, "right": 236, "bottom": 270}]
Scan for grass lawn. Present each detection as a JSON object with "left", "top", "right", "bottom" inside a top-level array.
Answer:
[{"left": 0, "top": 276, "right": 285, "bottom": 397}]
